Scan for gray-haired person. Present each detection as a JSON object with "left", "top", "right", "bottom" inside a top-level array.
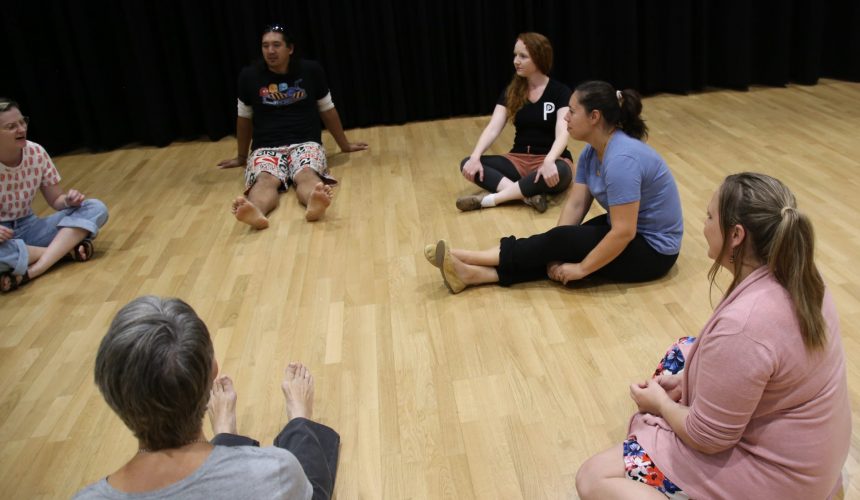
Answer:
[{"left": 74, "top": 296, "right": 339, "bottom": 500}]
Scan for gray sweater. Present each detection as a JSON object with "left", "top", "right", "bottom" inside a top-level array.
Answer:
[{"left": 73, "top": 445, "right": 312, "bottom": 499}]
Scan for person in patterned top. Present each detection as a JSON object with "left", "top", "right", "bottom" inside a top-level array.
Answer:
[
  {"left": 217, "top": 25, "right": 368, "bottom": 229},
  {"left": 0, "top": 98, "right": 109, "bottom": 292}
]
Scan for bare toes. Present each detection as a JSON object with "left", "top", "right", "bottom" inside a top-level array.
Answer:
[{"left": 286, "top": 362, "right": 299, "bottom": 380}]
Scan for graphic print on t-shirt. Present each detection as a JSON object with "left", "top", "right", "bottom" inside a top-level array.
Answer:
[
  {"left": 260, "top": 79, "right": 307, "bottom": 106},
  {"left": 543, "top": 102, "right": 555, "bottom": 121}
]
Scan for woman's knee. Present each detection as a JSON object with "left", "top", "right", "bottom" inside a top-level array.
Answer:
[
  {"left": 0, "top": 238, "right": 28, "bottom": 275},
  {"left": 553, "top": 160, "right": 573, "bottom": 191},
  {"left": 459, "top": 156, "right": 470, "bottom": 172},
  {"left": 575, "top": 454, "right": 600, "bottom": 499},
  {"left": 576, "top": 444, "right": 625, "bottom": 499},
  {"left": 543, "top": 225, "right": 582, "bottom": 246},
  {"left": 85, "top": 198, "right": 108, "bottom": 219},
  {"left": 79, "top": 198, "right": 110, "bottom": 229}
]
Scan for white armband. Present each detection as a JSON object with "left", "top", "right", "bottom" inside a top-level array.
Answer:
[
  {"left": 237, "top": 99, "right": 253, "bottom": 119},
  {"left": 317, "top": 92, "right": 335, "bottom": 112}
]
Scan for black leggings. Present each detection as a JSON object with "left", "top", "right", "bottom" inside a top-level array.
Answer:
[
  {"left": 212, "top": 417, "right": 339, "bottom": 500},
  {"left": 497, "top": 214, "right": 678, "bottom": 286},
  {"left": 460, "top": 155, "right": 572, "bottom": 197}
]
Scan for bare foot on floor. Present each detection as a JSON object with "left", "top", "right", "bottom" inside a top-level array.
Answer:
[
  {"left": 305, "top": 183, "right": 333, "bottom": 222},
  {"left": 232, "top": 196, "right": 269, "bottom": 229},
  {"left": 208, "top": 375, "right": 238, "bottom": 435},
  {"left": 281, "top": 362, "right": 314, "bottom": 420}
]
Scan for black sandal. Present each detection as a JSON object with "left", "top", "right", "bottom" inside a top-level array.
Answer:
[
  {"left": 0, "top": 271, "right": 31, "bottom": 293},
  {"left": 68, "top": 239, "right": 94, "bottom": 262}
]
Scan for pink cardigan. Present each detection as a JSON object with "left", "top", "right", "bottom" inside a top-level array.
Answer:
[{"left": 629, "top": 267, "right": 851, "bottom": 499}]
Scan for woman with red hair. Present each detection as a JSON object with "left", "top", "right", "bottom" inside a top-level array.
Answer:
[{"left": 456, "top": 32, "right": 573, "bottom": 213}]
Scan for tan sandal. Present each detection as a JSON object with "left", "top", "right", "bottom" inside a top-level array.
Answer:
[
  {"left": 424, "top": 244, "right": 439, "bottom": 267},
  {"left": 435, "top": 240, "right": 466, "bottom": 294}
]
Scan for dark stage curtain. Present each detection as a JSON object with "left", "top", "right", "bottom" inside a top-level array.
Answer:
[{"left": 1, "top": 0, "right": 857, "bottom": 155}]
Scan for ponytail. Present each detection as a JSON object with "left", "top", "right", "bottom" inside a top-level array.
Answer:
[
  {"left": 711, "top": 173, "right": 826, "bottom": 350},
  {"left": 617, "top": 89, "right": 648, "bottom": 141},
  {"left": 574, "top": 81, "right": 648, "bottom": 140},
  {"left": 768, "top": 206, "right": 826, "bottom": 349}
]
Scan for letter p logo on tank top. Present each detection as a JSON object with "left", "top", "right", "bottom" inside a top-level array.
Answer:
[{"left": 543, "top": 102, "right": 555, "bottom": 121}]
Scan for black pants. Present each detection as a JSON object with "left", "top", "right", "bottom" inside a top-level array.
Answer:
[
  {"left": 212, "top": 418, "right": 339, "bottom": 500},
  {"left": 460, "top": 155, "right": 572, "bottom": 197},
  {"left": 497, "top": 214, "right": 678, "bottom": 286}
]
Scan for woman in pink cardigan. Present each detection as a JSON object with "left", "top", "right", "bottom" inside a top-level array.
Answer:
[{"left": 576, "top": 173, "right": 851, "bottom": 499}]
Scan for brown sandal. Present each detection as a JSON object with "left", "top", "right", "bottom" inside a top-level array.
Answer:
[
  {"left": 68, "top": 239, "right": 94, "bottom": 262},
  {"left": 0, "top": 271, "right": 31, "bottom": 293},
  {"left": 524, "top": 194, "right": 548, "bottom": 213}
]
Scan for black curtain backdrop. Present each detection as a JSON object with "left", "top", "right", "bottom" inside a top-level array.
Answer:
[{"left": 1, "top": 0, "right": 858, "bottom": 155}]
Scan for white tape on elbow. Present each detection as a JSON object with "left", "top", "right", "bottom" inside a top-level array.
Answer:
[
  {"left": 237, "top": 99, "right": 253, "bottom": 119},
  {"left": 317, "top": 92, "right": 335, "bottom": 112}
]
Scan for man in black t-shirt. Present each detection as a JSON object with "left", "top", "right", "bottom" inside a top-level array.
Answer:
[{"left": 218, "top": 25, "right": 368, "bottom": 228}]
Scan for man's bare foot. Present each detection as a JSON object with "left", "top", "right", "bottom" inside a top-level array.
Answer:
[
  {"left": 208, "top": 375, "right": 238, "bottom": 435},
  {"left": 305, "top": 183, "right": 333, "bottom": 222},
  {"left": 231, "top": 196, "right": 269, "bottom": 229},
  {"left": 281, "top": 362, "right": 314, "bottom": 420}
]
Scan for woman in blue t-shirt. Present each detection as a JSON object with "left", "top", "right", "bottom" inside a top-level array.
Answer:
[
  {"left": 428, "top": 81, "right": 683, "bottom": 293},
  {"left": 456, "top": 32, "right": 573, "bottom": 213}
]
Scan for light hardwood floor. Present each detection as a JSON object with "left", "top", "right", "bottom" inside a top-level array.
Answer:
[{"left": 1, "top": 79, "right": 859, "bottom": 499}]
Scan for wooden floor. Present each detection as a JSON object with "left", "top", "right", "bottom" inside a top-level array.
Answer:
[{"left": 2, "top": 79, "right": 860, "bottom": 499}]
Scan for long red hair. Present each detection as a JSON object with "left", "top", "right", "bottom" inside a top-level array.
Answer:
[{"left": 504, "top": 33, "right": 554, "bottom": 121}]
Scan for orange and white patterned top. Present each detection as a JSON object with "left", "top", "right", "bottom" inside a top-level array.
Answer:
[{"left": 0, "top": 141, "right": 61, "bottom": 221}]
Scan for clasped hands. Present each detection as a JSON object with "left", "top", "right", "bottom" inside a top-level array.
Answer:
[
  {"left": 629, "top": 373, "right": 682, "bottom": 417},
  {"left": 546, "top": 261, "right": 588, "bottom": 284}
]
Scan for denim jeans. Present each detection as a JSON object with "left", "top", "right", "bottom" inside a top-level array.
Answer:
[{"left": 0, "top": 198, "right": 109, "bottom": 275}]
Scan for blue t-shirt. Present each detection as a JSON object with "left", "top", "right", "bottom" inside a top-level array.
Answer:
[{"left": 574, "top": 130, "right": 683, "bottom": 254}]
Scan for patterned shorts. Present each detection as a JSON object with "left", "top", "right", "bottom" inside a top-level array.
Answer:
[
  {"left": 244, "top": 142, "right": 337, "bottom": 194},
  {"left": 623, "top": 438, "right": 689, "bottom": 499},
  {"left": 653, "top": 336, "right": 696, "bottom": 377},
  {"left": 623, "top": 336, "right": 697, "bottom": 498}
]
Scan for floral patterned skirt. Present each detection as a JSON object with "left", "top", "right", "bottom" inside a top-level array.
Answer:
[
  {"left": 623, "top": 336, "right": 696, "bottom": 499},
  {"left": 623, "top": 437, "right": 689, "bottom": 499}
]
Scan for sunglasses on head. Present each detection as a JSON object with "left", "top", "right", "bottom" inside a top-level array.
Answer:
[{"left": 0, "top": 100, "right": 18, "bottom": 113}]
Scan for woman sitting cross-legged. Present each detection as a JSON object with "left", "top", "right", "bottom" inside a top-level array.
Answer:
[
  {"left": 456, "top": 32, "right": 573, "bottom": 213},
  {"left": 74, "top": 296, "right": 340, "bottom": 500},
  {"left": 426, "top": 81, "right": 683, "bottom": 293},
  {"left": 575, "top": 173, "right": 851, "bottom": 499},
  {"left": 0, "top": 97, "right": 109, "bottom": 293}
]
